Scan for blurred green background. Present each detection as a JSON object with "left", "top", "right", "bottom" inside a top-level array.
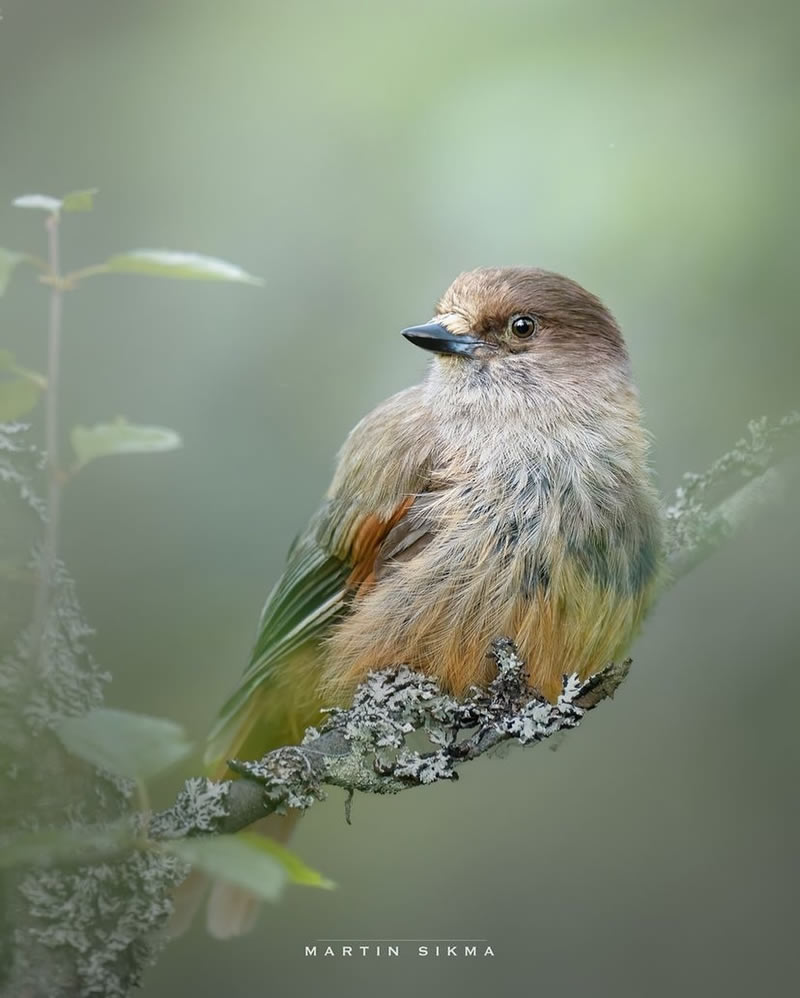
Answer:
[{"left": 2, "top": 1, "right": 799, "bottom": 995}]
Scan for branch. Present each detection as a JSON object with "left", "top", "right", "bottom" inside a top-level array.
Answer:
[
  {"left": 665, "top": 411, "right": 799, "bottom": 579},
  {"left": 153, "top": 647, "right": 632, "bottom": 841}
]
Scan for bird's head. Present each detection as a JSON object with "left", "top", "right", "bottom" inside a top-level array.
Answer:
[{"left": 402, "top": 267, "right": 629, "bottom": 383}]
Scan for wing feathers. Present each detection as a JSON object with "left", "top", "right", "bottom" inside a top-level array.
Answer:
[
  {"left": 206, "top": 498, "right": 422, "bottom": 768},
  {"left": 206, "top": 385, "right": 436, "bottom": 768}
]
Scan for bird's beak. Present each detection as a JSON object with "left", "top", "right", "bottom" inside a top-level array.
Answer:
[{"left": 401, "top": 322, "right": 483, "bottom": 357}]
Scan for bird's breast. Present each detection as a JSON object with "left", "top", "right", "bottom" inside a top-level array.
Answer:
[{"left": 321, "top": 411, "right": 662, "bottom": 702}]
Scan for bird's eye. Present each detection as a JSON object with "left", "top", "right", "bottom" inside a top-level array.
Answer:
[{"left": 510, "top": 314, "right": 537, "bottom": 339}]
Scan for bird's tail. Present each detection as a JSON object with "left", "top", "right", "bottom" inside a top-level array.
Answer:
[{"left": 168, "top": 810, "right": 301, "bottom": 940}]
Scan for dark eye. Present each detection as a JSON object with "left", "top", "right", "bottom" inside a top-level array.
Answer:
[{"left": 510, "top": 314, "right": 537, "bottom": 339}]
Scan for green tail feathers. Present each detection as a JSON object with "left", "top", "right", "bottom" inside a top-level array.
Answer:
[{"left": 204, "top": 642, "right": 326, "bottom": 779}]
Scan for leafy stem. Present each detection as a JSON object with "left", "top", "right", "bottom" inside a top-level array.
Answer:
[{"left": 29, "top": 210, "right": 65, "bottom": 670}]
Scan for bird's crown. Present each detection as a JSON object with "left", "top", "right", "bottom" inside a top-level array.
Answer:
[{"left": 433, "top": 266, "right": 626, "bottom": 359}]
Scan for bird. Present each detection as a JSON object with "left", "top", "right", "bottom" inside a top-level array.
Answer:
[{"left": 198, "top": 266, "right": 664, "bottom": 937}]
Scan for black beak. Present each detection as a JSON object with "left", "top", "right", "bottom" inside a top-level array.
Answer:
[{"left": 401, "top": 322, "right": 482, "bottom": 357}]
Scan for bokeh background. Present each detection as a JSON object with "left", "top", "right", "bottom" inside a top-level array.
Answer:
[{"left": 2, "top": 1, "right": 799, "bottom": 995}]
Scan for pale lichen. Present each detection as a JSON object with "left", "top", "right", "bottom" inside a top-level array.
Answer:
[
  {"left": 227, "top": 640, "right": 606, "bottom": 802},
  {"left": 16, "top": 849, "right": 184, "bottom": 997},
  {"left": 150, "top": 778, "right": 231, "bottom": 839},
  {"left": 665, "top": 411, "right": 800, "bottom": 562},
  {"left": 1, "top": 426, "right": 173, "bottom": 997}
]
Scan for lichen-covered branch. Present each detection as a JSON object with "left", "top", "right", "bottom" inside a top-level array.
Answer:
[
  {"left": 2, "top": 411, "right": 798, "bottom": 998},
  {"left": 665, "top": 411, "right": 799, "bottom": 578},
  {"left": 152, "top": 647, "right": 631, "bottom": 842}
]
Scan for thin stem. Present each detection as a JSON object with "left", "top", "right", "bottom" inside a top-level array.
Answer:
[{"left": 29, "top": 212, "right": 64, "bottom": 669}]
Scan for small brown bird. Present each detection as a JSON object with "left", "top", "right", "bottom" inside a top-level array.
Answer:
[{"left": 200, "top": 266, "right": 664, "bottom": 936}]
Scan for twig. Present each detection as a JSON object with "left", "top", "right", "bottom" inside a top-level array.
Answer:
[
  {"left": 29, "top": 211, "right": 65, "bottom": 671},
  {"left": 668, "top": 465, "right": 787, "bottom": 579},
  {"left": 665, "top": 411, "right": 799, "bottom": 579}
]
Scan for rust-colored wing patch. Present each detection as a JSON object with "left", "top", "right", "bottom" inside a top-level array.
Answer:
[{"left": 346, "top": 496, "right": 415, "bottom": 588}]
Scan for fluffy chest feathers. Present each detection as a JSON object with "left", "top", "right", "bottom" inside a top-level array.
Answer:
[
  {"left": 425, "top": 362, "right": 657, "bottom": 578},
  {"left": 321, "top": 367, "right": 663, "bottom": 701}
]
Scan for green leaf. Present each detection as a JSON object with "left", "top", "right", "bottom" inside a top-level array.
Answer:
[
  {"left": 104, "top": 249, "right": 263, "bottom": 285},
  {"left": 57, "top": 707, "right": 193, "bottom": 782},
  {"left": 71, "top": 417, "right": 182, "bottom": 469},
  {"left": 0, "top": 821, "right": 135, "bottom": 870},
  {"left": 248, "top": 834, "right": 335, "bottom": 890},
  {"left": 62, "top": 188, "right": 99, "bottom": 213},
  {"left": 0, "top": 350, "right": 47, "bottom": 389},
  {"left": 0, "top": 377, "right": 41, "bottom": 421},
  {"left": 0, "top": 248, "right": 26, "bottom": 297},
  {"left": 12, "top": 193, "right": 62, "bottom": 213},
  {"left": 164, "top": 833, "right": 290, "bottom": 902},
  {"left": 165, "top": 832, "right": 334, "bottom": 898}
]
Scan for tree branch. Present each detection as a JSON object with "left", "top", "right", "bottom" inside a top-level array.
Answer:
[
  {"left": 153, "top": 649, "right": 632, "bottom": 841},
  {"left": 665, "top": 411, "right": 799, "bottom": 579}
]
